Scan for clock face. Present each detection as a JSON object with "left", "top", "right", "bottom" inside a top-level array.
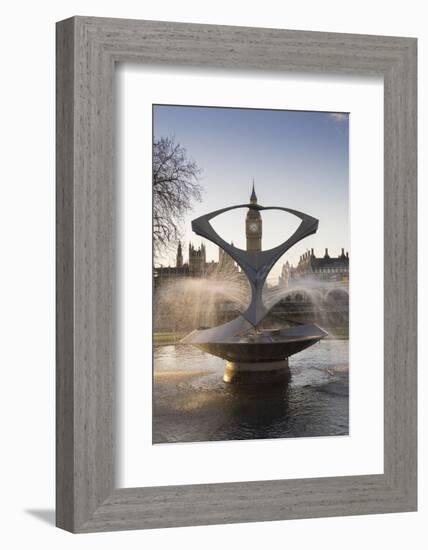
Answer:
[{"left": 249, "top": 222, "right": 258, "bottom": 233}]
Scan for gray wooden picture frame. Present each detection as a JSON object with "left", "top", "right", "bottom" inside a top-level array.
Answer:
[{"left": 56, "top": 16, "right": 417, "bottom": 533}]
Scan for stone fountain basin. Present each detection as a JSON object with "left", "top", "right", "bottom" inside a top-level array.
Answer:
[{"left": 181, "top": 322, "right": 328, "bottom": 363}]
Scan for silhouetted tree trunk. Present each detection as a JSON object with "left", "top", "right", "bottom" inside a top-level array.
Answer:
[{"left": 153, "top": 136, "right": 202, "bottom": 256}]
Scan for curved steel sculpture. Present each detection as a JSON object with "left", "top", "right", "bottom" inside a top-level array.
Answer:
[{"left": 181, "top": 202, "right": 327, "bottom": 384}]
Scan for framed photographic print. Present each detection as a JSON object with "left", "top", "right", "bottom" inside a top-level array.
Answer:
[
  {"left": 56, "top": 16, "right": 417, "bottom": 532},
  {"left": 150, "top": 104, "right": 350, "bottom": 445}
]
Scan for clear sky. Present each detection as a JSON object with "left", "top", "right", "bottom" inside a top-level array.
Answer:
[{"left": 153, "top": 104, "right": 349, "bottom": 281}]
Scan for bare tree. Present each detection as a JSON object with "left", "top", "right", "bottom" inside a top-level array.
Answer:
[{"left": 153, "top": 136, "right": 202, "bottom": 256}]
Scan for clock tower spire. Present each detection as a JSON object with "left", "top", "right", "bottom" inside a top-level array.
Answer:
[{"left": 246, "top": 179, "right": 262, "bottom": 251}]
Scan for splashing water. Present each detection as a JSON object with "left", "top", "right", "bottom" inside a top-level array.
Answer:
[
  {"left": 154, "top": 270, "right": 250, "bottom": 332},
  {"left": 154, "top": 269, "right": 348, "bottom": 335}
]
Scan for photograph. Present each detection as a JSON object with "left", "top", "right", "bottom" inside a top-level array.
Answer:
[{"left": 152, "top": 104, "right": 350, "bottom": 444}]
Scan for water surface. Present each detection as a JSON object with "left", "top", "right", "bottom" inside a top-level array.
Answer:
[{"left": 153, "top": 340, "right": 348, "bottom": 444}]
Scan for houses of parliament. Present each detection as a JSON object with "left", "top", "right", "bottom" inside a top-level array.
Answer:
[
  {"left": 154, "top": 184, "right": 261, "bottom": 287},
  {"left": 153, "top": 184, "right": 349, "bottom": 288}
]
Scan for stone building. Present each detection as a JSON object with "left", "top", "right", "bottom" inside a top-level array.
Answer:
[
  {"left": 245, "top": 182, "right": 262, "bottom": 251},
  {"left": 154, "top": 240, "right": 239, "bottom": 288},
  {"left": 176, "top": 241, "right": 183, "bottom": 268},
  {"left": 154, "top": 185, "right": 259, "bottom": 288},
  {"left": 218, "top": 244, "right": 238, "bottom": 273},
  {"left": 279, "top": 248, "right": 349, "bottom": 287},
  {"left": 188, "top": 242, "right": 206, "bottom": 275}
]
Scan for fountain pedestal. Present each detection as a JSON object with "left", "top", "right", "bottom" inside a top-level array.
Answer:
[
  {"left": 223, "top": 359, "right": 290, "bottom": 384},
  {"left": 182, "top": 319, "right": 327, "bottom": 384}
]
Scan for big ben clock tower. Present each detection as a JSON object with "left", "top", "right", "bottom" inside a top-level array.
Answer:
[{"left": 246, "top": 181, "right": 262, "bottom": 251}]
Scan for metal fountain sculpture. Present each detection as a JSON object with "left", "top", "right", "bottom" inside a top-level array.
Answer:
[{"left": 181, "top": 201, "right": 328, "bottom": 384}]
